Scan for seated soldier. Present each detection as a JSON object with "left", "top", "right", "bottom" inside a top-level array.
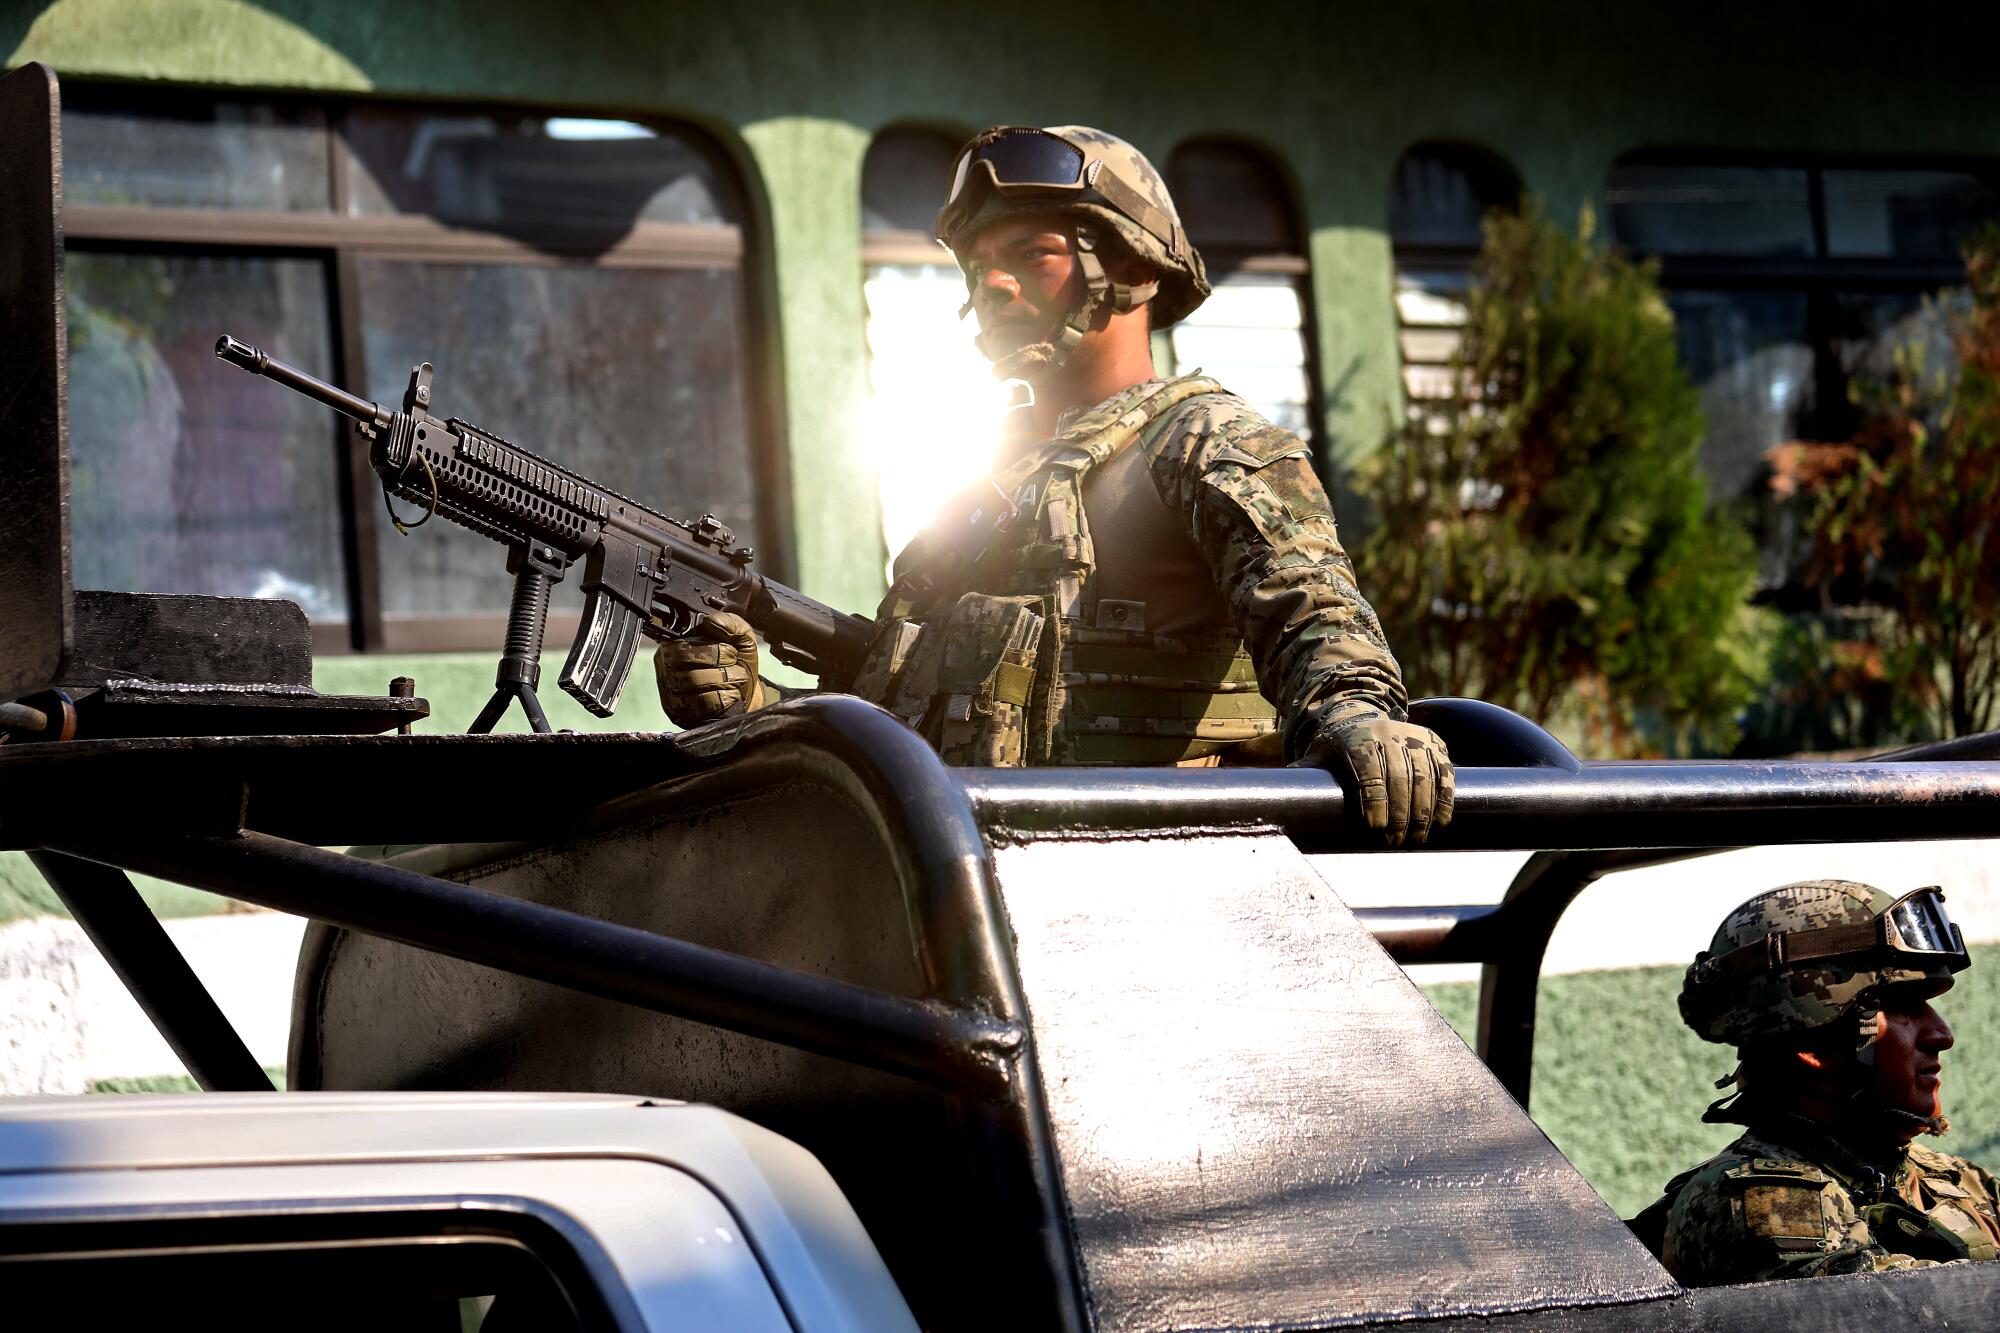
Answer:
[{"left": 1635, "top": 880, "right": 2000, "bottom": 1284}]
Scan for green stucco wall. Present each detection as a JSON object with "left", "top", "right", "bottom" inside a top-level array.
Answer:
[{"left": 11, "top": 0, "right": 2000, "bottom": 671}]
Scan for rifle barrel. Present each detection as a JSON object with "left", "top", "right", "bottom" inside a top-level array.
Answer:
[{"left": 215, "top": 335, "right": 391, "bottom": 431}]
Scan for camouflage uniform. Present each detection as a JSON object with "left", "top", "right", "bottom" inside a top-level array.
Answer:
[
  {"left": 848, "top": 373, "right": 1406, "bottom": 766},
  {"left": 1658, "top": 1117, "right": 2000, "bottom": 1284}
]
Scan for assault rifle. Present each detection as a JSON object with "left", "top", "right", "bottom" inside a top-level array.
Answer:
[{"left": 216, "top": 336, "right": 872, "bottom": 733}]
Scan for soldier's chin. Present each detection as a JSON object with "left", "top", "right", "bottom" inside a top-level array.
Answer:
[{"left": 982, "top": 327, "right": 1039, "bottom": 360}]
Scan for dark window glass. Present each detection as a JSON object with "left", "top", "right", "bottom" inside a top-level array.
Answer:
[
  {"left": 343, "top": 107, "right": 737, "bottom": 234},
  {"left": 12, "top": 1234, "right": 584, "bottom": 1331},
  {"left": 1168, "top": 140, "right": 1298, "bottom": 255},
  {"left": 1389, "top": 144, "right": 1520, "bottom": 251},
  {"left": 1606, "top": 164, "right": 1814, "bottom": 257},
  {"left": 64, "top": 252, "right": 348, "bottom": 621},
  {"left": 60, "top": 98, "right": 331, "bottom": 211},
  {"left": 1664, "top": 290, "right": 1813, "bottom": 504},
  {"left": 863, "top": 128, "right": 959, "bottom": 233},
  {"left": 1823, "top": 169, "right": 2000, "bottom": 259},
  {"left": 359, "top": 260, "right": 755, "bottom": 625}
]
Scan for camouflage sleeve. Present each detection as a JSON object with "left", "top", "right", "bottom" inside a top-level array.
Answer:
[
  {"left": 1662, "top": 1165, "right": 1941, "bottom": 1286},
  {"left": 1144, "top": 400, "right": 1407, "bottom": 761}
]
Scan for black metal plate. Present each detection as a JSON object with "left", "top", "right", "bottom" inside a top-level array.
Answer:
[
  {"left": 0, "top": 63, "right": 69, "bottom": 703},
  {"left": 997, "top": 832, "right": 1676, "bottom": 1330},
  {"left": 67, "top": 591, "right": 317, "bottom": 688},
  {"left": 71, "top": 683, "right": 427, "bottom": 739}
]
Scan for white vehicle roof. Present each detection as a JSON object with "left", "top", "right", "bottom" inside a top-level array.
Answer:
[{"left": 0, "top": 1091, "right": 918, "bottom": 1333}]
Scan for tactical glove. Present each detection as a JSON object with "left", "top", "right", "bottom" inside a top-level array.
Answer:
[
  {"left": 654, "top": 612, "right": 767, "bottom": 728},
  {"left": 1296, "top": 698, "right": 1455, "bottom": 848}
]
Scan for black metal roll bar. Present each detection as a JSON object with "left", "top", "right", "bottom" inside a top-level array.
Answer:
[
  {"left": 48, "top": 830, "right": 1025, "bottom": 1097},
  {"left": 12, "top": 694, "right": 2000, "bottom": 1129},
  {"left": 1358, "top": 724, "right": 2000, "bottom": 1105}
]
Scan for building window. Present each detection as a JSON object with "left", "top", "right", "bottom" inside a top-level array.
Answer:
[
  {"left": 60, "top": 87, "right": 762, "bottom": 654},
  {"left": 1387, "top": 142, "right": 1522, "bottom": 409},
  {"left": 1605, "top": 153, "right": 2000, "bottom": 590},
  {"left": 858, "top": 126, "right": 1012, "bottom": 565},
  {"left": 1164, "top": 140, "right": 1316, "bottom": 440}
]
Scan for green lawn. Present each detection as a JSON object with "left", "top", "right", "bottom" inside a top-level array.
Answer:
[
  {"left": 89, "top": 1068, "right": 287, "bottom": 1094},
  {"left": 1421, "top": 941, "right": 2000, "bottom": 1218},
  {"left": 0, "top": 853, "right": 234, "bottom": 923}
]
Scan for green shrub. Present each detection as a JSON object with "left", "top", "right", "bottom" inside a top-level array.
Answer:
[
  {"left": 1768, "top": 223, "right": 2000, "bottom": 740},
  {"left": 1360, "top": 206, "right": 1770, "bottom": 756}
]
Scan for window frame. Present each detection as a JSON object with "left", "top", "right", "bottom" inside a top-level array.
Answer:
[
  {"left": 62, "top": 82, "right": 777, "bottom": 656},
  {"left": 1, "top": 1200, "right": 628, "bottom": 1330},
  {"left": 860, "top": 125, "right": 965, "bottom": 268},
  {"left": 1607, "top": 146, "right": 2000, "bottom": 290},
  {"left": 1387, "top": 140, "right": 1524, "bottom": 269}
]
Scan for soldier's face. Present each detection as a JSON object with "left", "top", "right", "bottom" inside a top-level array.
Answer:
[
  {"left": 961, "top": 213, "right": 1081, "bottom": 356},
  {"left": 1867, "top": 989, "right": 1955, "bottom": 1123}
]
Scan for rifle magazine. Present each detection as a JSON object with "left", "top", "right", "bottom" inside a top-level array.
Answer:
[{"left": 561, "top": 589, "right": 644, "bottom": 718}]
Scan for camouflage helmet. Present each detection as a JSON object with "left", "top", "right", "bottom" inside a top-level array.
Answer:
[
  {"left": 1679, "top": 880, "right": 1968, "bottom": 1048},
  {"left": 934, "top": 125, "right": 1212, "bottom": 330}
]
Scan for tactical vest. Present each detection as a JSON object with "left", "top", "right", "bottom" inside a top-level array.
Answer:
[{"left": 848, "top": 375, "right": 1281, "bottom": 767}]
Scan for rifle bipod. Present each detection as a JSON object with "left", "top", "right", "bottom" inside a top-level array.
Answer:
[{"left": 469, "top": 558, "right": 557, "bottom": 735}]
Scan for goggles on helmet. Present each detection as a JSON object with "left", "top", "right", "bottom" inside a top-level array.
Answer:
[
  {"left": 936, "top": 126, "right": 1184, "bottom": 259},
  {"left": 1701, "top": 886, "right": 1969, "bottom": 984}
]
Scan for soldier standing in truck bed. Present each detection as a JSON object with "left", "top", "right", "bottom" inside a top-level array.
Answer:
[
  {"left": 1636, "top": 880, "right": 2000, "bottom": 1283},
  {"left": 658, "top": 124, "right": 1452, "bottom": 846}
]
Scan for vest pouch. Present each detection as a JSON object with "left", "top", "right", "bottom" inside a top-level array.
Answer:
[
  {"left": 921, "top": 592, "right": 1045, "bottom": 767},
  {"left": 1862, "top": 1199, "right": 1973, "bottom": 1263},
  {"left": 1917, "top": 1181, "right": 2000, "bottom": 1261},
  {"left": 1939, "top": 1204, "right": 2000, "bottom": 1262},
  {"left": 850, "top": 617, "right": 926, "bottom": 717},
  {"left": 1052, "top": 624, "right": 1279, "bottom": 765}
]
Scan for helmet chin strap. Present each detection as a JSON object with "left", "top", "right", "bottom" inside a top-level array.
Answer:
[{"left": 967, "top": 224, "right": 1159, "bottom": 385}]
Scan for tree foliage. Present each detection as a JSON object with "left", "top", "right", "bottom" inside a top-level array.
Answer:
[
  {"left": 1767, "top": 224, "right": 2000, "bottom": 740},
  {"left": 1357, "top": 206, "right": 1769, "bottom": 756}
]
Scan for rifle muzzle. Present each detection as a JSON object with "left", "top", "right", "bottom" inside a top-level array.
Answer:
[{"left": 215, "top": 334, "right": 392, "bottom": 432}]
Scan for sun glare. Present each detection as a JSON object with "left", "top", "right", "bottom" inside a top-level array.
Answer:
[{"left": 861, "top": 265, "right": 1014, "bottom": 572}]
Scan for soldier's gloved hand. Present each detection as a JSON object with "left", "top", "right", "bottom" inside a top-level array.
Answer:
[
  {"left": 654, "top": 612, "right": 767, "bottom": 728},
  {"left": 1296, "top": 699, "right": 1455, "bottom": 848}
]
